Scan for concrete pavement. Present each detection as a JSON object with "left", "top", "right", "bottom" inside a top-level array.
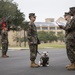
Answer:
[{"left": 0, "top": 48, "right": 75, "bottom": 75}]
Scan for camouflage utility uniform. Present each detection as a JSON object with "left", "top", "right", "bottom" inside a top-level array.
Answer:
[
  {"left": 65, "top": 16, "right": 75, "bottom": 64},
  {"left": 59, "top": 12, "right": 75, "bottom": 70},
  {"left": 27, "top": 22, "right": 38, "bottom": 61},
  {"left": 1, "top": 29, "right": 8, "bottom": 56}
]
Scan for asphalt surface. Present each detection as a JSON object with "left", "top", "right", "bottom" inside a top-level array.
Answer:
[{"left": 0, "top": 48, "right": 75, "bottom": 75}]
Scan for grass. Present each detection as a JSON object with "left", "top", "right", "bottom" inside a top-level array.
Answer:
[
  {"left": 8, "top": 43, "right": 66, "bottom": 49},
  {"left": 38, "top": 43, "right": 65, "bottom": 48}
]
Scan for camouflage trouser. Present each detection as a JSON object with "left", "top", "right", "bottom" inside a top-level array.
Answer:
[
  {"left": 29, "top": 44, "right": 38, "bottom": 61},
  {"left": 66, "top": 39, "right": 75, "bottom": 63},
  {"left": 2, "top": 43, "right": 8, "bottom": 55}
]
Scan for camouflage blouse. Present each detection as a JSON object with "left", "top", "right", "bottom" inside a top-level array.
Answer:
[{"left": 27, "top": 22, "right": 38, "bottom": 44}]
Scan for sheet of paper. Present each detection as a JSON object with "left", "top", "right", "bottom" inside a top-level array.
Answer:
[
  {"left": 56, "top": 22, "right": 66, "bottom": 26},
  {"left": 56, "top": 17, "right": 67, "bottom": 26}
]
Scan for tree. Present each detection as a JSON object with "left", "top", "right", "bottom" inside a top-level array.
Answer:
[
  {"left": 0, "top": 0, "right": 17, "bottom": 31},
  {"left": 38, "top": 31, "right": 49, "bottom": 43},
  {"left": 12, "top": 9, "right": 25, "bottom": 27},
  {"left": 12, "top": 32, "right": 19, "bottom": 46},
  {"left": 0, "top": 0, "right": 17, "bottom": 19},
  {"left": 21, "top": 21, "right": 29, "bottom": 47},
  {"left": 38, "top": 31, "right": 58, "bottom": 43},
  {"left": 0, "top": 0, "right": 25, "bottom": 31},
  {"left": 57, "top": 32, "right": 65, "bottom": 42},
  {"left": 48, "top": 31, "right": 58, "bottom": 42},
  {"left": 0, "top": 0, "right": 25, "bottom": 47}
]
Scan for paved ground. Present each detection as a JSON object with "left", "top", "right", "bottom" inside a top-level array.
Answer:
[{"left": 0, "top": 48, "right": 75, "bottom": 75}]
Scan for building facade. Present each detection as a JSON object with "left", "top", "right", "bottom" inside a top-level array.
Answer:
[
  {"left": 35, "top": 18, "right": 65, "bottom": 35},
  {"left": 8, "top": 18, "right": 65, "bottom": 46}
]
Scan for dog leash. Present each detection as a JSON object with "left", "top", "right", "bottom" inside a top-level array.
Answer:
[{"left": 37, "top": 51, "right": 41, "bottom": 55}]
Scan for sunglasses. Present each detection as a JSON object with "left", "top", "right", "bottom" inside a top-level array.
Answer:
[{"left": 34, "top": 17, "right": 36, "bottom": 18}]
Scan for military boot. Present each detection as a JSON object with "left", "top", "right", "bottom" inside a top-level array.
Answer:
[
  {"left": 5, "top": 55, "right": 9, "bottom": 57},
  {"left": 31, "top": 61, "right": 39, "bottom": 68},
  {"left": 66, "top": 63, "right": 75, "bottom": 70},
  {"left": 2, "top": 55, "right": 9, "bottom": 58},
  {"left": 66, "top": 63, "right": 73, "bottom": 68},
  {"left": 34, "top": 62, "right": 40, "bottom": 67}
]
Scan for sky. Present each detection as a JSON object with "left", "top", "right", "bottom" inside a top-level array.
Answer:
[{"left": 14, "top": 0, "right": 75, "bottom": 22}]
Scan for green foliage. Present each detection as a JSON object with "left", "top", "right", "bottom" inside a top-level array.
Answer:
[
  {"left": 48, "top": 31, "right": 58, "bottom": 42},
  {"left": 38, "top": 31, "right": 48, "bottom": 43},
  {"left": 20, "top": 37, "right": 27, "bottom": 42},
  {"left": 57, "top": 32, "right": 65, "bottom": 42},
  {"left": 38, "top": 31, "right": 57, "bottom": 43},
  {"left": 0, "top": 0, "right": 25, "bottom": 31},
  {"left": 0, "top": 0, "right": 17, "bottom": 19},
  {"left": 13, "top": 35, "right": 27, "bottom": 43},
  {"left": 21, "top": 21, "right": 29, "bottom": 31},
  {"left": 12, "top": 10, "right": 25, "bottom": 27}
]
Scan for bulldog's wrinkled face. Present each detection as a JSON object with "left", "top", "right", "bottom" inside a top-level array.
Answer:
[{"left": 42, "top": 51, "right": 48, "bottom": 56}]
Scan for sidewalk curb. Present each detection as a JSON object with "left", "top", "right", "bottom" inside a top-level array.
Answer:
[{"left": 9, "top": 48, "right": 29, "bottom": 51}]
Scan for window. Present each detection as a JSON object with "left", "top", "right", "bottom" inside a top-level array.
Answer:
[
  {"left": 42, "top": 27, "right": 48, "bottom": 30},
  {"left": 57, "top": 27, "right": 61, "bottom": 30},
  {"left": 50, "top": 27, "right": 55, "bottom": 30},
  {"left": 37, "top": 27, "right": 40, "bottom": 30}
]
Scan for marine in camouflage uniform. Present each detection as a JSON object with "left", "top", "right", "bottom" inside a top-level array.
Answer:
[
  {"left": 59, "top": 8, "right": 75, "bottom": 70},
  {"left": 1, "top": 27, "right": 9, "bottom": 58},
  {"left": 65, "top": 7, "right": 75, "bottom": 70},
  {"left": 27, "top": 13, "right": 40, "bottom": 68}
]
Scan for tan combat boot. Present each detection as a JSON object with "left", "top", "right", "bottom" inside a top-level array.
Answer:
[
  {"left": 66, "top": 63, "right": 73, "bottom": 68},
  {"left": 5, "top": 55, "right": 9, "bottom": 57},
  {"left": 2, "top": 55, "right": 9, "bottom": 58},
  {"left": 66, "top": 63, "right": 75, "bottom": 70},
  {"left": 31, "top": 61, "right": 39, "bottom": 68}
]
